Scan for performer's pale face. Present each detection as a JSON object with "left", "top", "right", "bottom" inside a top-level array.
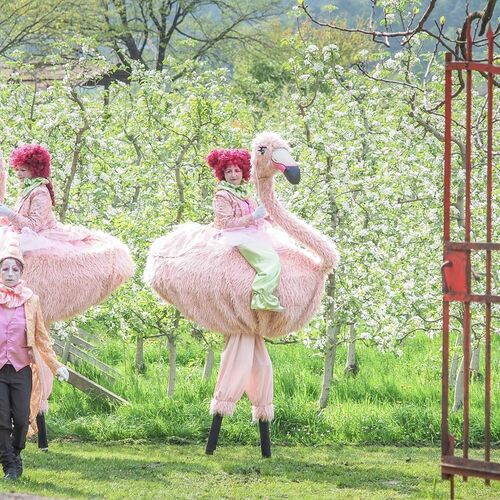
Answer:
[
  {"left": 0, "top": 258, "right": 22, "bottom": 288},
  {"left": 16, "top": 166, "right": 33, "bottom": 181},
  {"left": 224, "top": 165, "right": 243, "bottom": 186}
]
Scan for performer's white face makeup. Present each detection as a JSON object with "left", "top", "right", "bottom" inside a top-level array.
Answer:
[
  {"left": 0, "top": 258, "right": 22, "bottom": 288},
  {"left": 16, "top": 166, "right": 32, "bottom": 182},
  {"left": 224, "top": 165, "right": 243, "bottom": 186}
]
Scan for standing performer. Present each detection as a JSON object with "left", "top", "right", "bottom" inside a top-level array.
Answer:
[
  {"left": 0, "top": 236, "right": 69, "bottom": 479},
  {"left": 145, "top": 133, "right": 339, "bottom": 458}
]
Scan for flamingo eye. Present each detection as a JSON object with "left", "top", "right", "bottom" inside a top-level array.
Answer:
[{"left": 258, "top": 146, "right": 267, "bottom": 155}]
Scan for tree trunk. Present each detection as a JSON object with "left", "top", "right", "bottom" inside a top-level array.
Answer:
[
  {"left": 470, "top": 343, "right": 481, "bottom": 380},
  {"left": 202, "top": 347, "right": 215, "bottom": 380},
  {"left": 167, "top": 332, "right": 176, "bottom": 397},
  {"left": 59, "top": 90, "right": 90, "bottom": 222},
  {"left": 318, "top": 154, "right": 339, "bottom": 410},
  {"left": 453, "top": 356, "right": 464, "bottom": 411},
  {"left": 344, "top": 323, "right": 358, "bottom": 376},
  {"left": 319, "top": 303, "right": 339, "bottom": 410},
  {"left": 319, "top": 325, "right": 339, "bottom": 408},
  {"left": 449, "top": 333, "right": 462, "bottom": 387},
  {"left": 135, "top": 334, "right": 145, "bottom": 374},
  {"left": 452, "top": 329, "right": 473, "bottom": 410},
  {"left": 61, "top": 329, "right": 74, "bottom": 364}
]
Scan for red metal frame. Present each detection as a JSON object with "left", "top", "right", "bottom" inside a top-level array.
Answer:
[{"left": 442, "top": 21, "right": 500, "bottom": 494}]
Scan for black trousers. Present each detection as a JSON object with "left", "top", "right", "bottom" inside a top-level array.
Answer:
[{"left": 0, "top": 364, "right": 32, "bottom": 452}]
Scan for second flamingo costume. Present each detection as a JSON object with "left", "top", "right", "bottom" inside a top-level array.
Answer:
[
  {"left": 145, "top": 132, "right": 340, "bottom": 457},
  {"left": 0, "top": 145, "right": 134, "bottom": 324}
]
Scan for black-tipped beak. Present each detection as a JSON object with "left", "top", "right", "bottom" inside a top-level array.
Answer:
[
  {"left": 284, "top": 166, "right": 300, "bottom": 184},
  {"left": 271, "top": 147, "right": 301, "bottom": 185}
]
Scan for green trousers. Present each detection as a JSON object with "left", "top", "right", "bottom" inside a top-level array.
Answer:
[{"left": 238, "top": 241, "right": 284, "bottom": 312}]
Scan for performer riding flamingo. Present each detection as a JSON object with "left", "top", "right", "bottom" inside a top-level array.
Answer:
[
  {"left": 145, "top": 132, "right": 339, "bottom": 456},
  {"left": 0, "top": 145, "right": 134, "bottom": 324}
]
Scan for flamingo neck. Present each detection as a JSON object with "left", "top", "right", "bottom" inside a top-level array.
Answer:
[{"left": 256, "top": 174, "right": 339, "bottom": 272}]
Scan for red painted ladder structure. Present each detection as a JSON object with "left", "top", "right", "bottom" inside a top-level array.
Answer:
[{"left": 441, "top": 20, "right": 500, "bottom": 498}]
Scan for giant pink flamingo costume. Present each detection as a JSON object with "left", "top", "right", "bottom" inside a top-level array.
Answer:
[
  {"left": 0, "top": 149, "right": 134, "bottom": 324},
  {"left": 145, "top": 132, "right": 339, "bottom": 456}
]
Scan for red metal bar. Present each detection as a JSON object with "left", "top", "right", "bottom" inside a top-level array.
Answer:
[
  {"left": 446, "top": 242, "right": 500, "bottom": 251},
  {"left": 485, "top": 24, "right": 494, "bottom": 485},
  {"left": 465, "top": 19, "right": 472, "bottom": 243},
  {"left": 444, "top": 294, "right": 500, "bottom": 304},
  {"left": 462, "top": 18, "right": 472, "bottom": 475},
  {"left": 443, "top": 52, "right": 453, "bottom": 242},
  {"left": 442, "top": 50, "right": 453, "bottom": 463},
  {"left": 442, "top": 456, "right": 500, "bottom": 481},
  {"left": 447, "top": 61, "right": 500, "bottom": 75},
  {"left": 463, "top": 302, "right": 471, "bottom": 469},
  {"left": 442, "top": 300, "right": 450, "bottom": 459}
]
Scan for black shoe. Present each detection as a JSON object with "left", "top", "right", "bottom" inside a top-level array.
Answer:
[
  {"left": 259, "top": 419, "right": 271, "bottom": 458},
  {"left": 3, "top": 460, "right": 19, "bottom": 481},
  {"left": 205, "top": 414, "right": 223, "bottom": 455},
  {"left": 13, "top": 450, "right": 22, "bottom": 478}
]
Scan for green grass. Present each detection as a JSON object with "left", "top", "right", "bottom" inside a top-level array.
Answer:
[
  {"left": 44, "top": 333, "right": 500, "bottom": 447},
  {"left": 1, "top": 442, "right": 499, "bottom": 499}
]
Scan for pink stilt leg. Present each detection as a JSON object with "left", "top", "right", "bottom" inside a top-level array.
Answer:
[
  {"left": 210, "top": 333, "right": 255, "bottom": 416},
  {"left": 246, "top": 336, "right": 274, "bottom": 421}
]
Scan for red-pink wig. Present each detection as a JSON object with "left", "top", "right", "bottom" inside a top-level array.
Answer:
[
  {"left": 207, "top": 149, "right": 251, "bottom": 181},
  {"left": 10, "top": 144, "right": 56, "bottom": 206},
  {"left": 10, "top": 144, "right": 51, "bottom": 178}
]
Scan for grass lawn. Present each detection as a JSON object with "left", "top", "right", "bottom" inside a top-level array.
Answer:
[{"left": 0, "top": 442, "right": 499, "bottom": 499}]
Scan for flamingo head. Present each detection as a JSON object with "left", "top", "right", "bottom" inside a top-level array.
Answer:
[{"left": 251, "top": 132, "right": 300, "bottom": 185}]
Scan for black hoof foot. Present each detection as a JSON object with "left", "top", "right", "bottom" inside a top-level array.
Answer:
[{"left": 205, "top": 414, "right": 223, "bottom": 455}]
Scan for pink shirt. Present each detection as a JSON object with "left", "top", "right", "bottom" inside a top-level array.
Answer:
[{"left": 0, "top": 305, "right": 31, "bottom": 371}]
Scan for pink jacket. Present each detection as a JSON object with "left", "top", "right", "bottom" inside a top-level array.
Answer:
[
  {"left": 24, "top": 294, "right": 62, "bottom": 434},
  {"left": 213, "top": 189, "right": 262, "bottom": 230},
  {"left": 8, "top": 186, "right": 58, "bottom": 233}
]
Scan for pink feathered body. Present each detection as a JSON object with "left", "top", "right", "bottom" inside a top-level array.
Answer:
[
  {"left": 146, "top": 226, "right": 328, "bottom": 338},
  {"left": 145, "top": 134, "right": 340, "bottom": 339},
  {"left": 1, "top": 185, "right": 134, "bottom": 323}
]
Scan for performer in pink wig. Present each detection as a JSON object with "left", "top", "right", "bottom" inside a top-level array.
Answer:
[
  {"left": 145, "top": 132, "right": 340, "bottom": 458},
  {"left": 207, "top": 148, "right": 284, "bottom": 312},
  {"left": 0, "top": 235, "right": 68, "bottom": 480}
]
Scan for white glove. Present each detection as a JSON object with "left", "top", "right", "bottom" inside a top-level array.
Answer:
[
  {"left": 252, "top": 205, "right": 267, "bottom": 220},
  {"left": 56, "top": 366, "right": 69, "bottom": 382},
  {"left": 0, "top": 204, "right": 13, "bottom": 217}
]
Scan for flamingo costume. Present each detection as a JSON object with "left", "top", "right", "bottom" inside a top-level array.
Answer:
[
  {"left": 0, "top": 146, "right": 135, "bottom": 325},
  {"left": 145, "top": 132, "right": 339, "bottom": 456}
]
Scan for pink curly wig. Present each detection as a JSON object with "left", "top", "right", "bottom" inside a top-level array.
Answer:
[
  {"left": 10, "top": 144, "right": 56, "bottom": 206},
  {"left": 207, "top": 149, "right": 251, "bottom": 181}
]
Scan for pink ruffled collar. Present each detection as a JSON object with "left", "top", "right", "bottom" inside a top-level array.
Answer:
[{"left": 0, "top": 281, "right": 33, "bottom": 308}]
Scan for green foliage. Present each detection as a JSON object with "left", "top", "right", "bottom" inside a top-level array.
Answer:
[
  {"left": 44, "top": 335, "right": 500, "bottom": 446},
  {"left": 0, "top": 5, "right": 493, "bottom": 452}
]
